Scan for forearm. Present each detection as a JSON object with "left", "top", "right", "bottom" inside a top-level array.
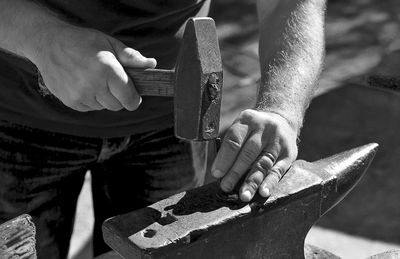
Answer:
[
  {"left": 256, "top": 0, "right": 326, "bottom": 132},
  {"left": 0, "top": 0, "right": 67, "bottom": 62}
]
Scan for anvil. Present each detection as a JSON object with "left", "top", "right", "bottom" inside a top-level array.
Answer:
[{"left": 102, "top": 143, "right": 378, "bottom": 259}]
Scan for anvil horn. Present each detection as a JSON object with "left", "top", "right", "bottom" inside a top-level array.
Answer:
[{"left": 310, "top": 143, "right": 379, "bottom": 215}]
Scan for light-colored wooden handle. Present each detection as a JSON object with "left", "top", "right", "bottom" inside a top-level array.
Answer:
[{"left": 126, "top": 69, "right": 175, "bottom": 97}]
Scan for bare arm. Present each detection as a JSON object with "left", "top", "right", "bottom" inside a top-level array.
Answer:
[
  {"left": 212, "top": 0, "right": 326, "bottom": 202},
  {"left": 0, "top": 0, "right": 156, "bottom": 112},
  {"left": 256, "top": 0, "right": 325, "bottom": 130},
  {"left": 0, "top": 0, "right": 63, "bottom": 60}
]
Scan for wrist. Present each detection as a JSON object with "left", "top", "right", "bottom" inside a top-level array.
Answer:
[
  {"left": 25, "top": 21, "right": 71, "bottom": 65},
  {"left": 7, "top": 1, "right": 72, "bottom": 64},
  {"left": 254, "top": 106, "right": 302, "bottom": 135}
]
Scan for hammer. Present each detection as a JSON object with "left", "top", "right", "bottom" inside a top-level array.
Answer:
[{"left": 127, "top": 17, "right": 223, "bottom": 141}]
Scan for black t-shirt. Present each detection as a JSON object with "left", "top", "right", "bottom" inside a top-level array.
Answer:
[{"left": 0, "top": 0, "right": 210, "bottom": 137}]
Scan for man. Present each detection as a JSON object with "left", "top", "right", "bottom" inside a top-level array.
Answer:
[{"left": 0, "top": 0, "right": 325, "bottom": 258}]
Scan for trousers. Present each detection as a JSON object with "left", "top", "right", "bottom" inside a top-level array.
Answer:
[{"left": 0, "top": 120, "right": 206, "bottom": 258}]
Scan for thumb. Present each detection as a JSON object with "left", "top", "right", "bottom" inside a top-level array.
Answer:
[{"left": 111, "top": 39, "right": 157, "bottom": 68}]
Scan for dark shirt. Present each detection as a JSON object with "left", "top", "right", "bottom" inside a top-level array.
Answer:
[{"left": 0, "top": 0, "right": 210, "bottom": 137}]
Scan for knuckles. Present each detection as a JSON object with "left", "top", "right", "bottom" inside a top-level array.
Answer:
[
  {"left": 224, "top": 126, "right": 246, "bottom": 150},
  {"left": 256, "top": 156, "right": 274, "bottom": 172},
  {"left": 239, "top": 109, "right": 257, "bottom": 119},
  {"left": 238, "top": 109, "right": 280, "bottom": 132},
  {"left": 244, "top": 179, "right": 259, "bottom": 192},
  {"left": 123, "top": 48, "right": 141, "bottom": 60},
  {"left": 96, "top": 51, "right": 117, "bottom": 67},
  {"left": 225, "top": 138, "right": 242, "bottom": 152}
]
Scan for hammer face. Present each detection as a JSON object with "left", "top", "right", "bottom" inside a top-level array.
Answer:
[{"left": 175, "top": 18, "right": 223, "bottom": 141}]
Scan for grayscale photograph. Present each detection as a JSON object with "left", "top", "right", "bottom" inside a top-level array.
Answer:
[{"left": 0, "top": 0, "right": 399, "bottom": 258}]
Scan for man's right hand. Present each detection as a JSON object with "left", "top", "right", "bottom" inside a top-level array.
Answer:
[{"left": 31, "top": 24, "right": 156, "bottom": 112}]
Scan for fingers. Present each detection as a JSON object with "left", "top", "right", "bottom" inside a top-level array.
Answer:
[
  {"left": 84, "top": 98, "right": 104, "bottom": 111},
  {"left": 105, "top": 59, "right": 142, "bottom": 111},
  {"left": 238, "top": 147, "right": 279, "bottom": 202},
  {"left": 211, "top": 123, "right": 250, "bottom": 181},
  {"left": 96, "top": 39, "right": 156, "bottom": 111},
  {"left": 61, "top": 95, "right": 103, "bottom": 112},
  {"left": 107, "top": 42, "right": 157, "bottom": 111},
  {"left": 259, "top": 158, "right": 292, "bottom": 197},
  {"left": 219, "top": 134, "right": 274, "bottom": 193},
  {"left": 112, "top": 40, "right": 157, "bottom": 69},
  {"left": 67, "top": 102, "right": 93, "bottom": 112},
  {"left": 210, "top": 110, "right": 298, "bottom": 202},
  {"left": 108, "top": 78, "right": 142, "bottom": 111},
  {"left": 65, "top": 51, "right": 146, "bottom": 112},
  {"left": 118, "top": 48, "right": 156, "bottom": 68},
  {"left": 95, "top": 90, "right": 123, "bottom": 111},
  {"left": 239, "top": 153, "right": 293, "bottom": 202},
  {"left": 37, "top": 28, "right": 158, "bottom": 113}
]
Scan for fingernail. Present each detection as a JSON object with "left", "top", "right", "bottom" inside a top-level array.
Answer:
[
  {"left": 148, "top": 58, "right": 157, "bottom": 68},
  {"left": 128, "top": 97, "right": 142, "bottom": 111},
  {"left": 212, "top": 169, "right": 223, "bottom": 178},
  {"left": 241, "top": 190, "right": 252, "bottom": 202},
  {"left": 221, "top": 181, "right": 233, "bottom": 192},
  {"left": 260, "top": 187, "right": 270, "bottom": 197}
]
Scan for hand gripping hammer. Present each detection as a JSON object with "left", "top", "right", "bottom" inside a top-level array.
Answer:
[{"left": 127, "top": 17, "right": 223, "bottom": 141}]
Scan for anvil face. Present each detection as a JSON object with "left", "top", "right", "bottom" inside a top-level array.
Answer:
[{"left": 102, "top": 143, "right": 377, "bottom": 259}]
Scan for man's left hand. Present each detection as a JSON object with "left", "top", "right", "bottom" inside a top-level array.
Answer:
[{"left": 211, "top": 109, "right": 298, "bottom": 202}]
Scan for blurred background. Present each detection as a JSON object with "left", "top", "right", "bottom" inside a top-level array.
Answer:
[{"left": 69, "top": 0, "right": 400, "bottom": 258}]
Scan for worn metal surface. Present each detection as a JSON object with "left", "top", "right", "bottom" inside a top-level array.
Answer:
[
  {"left": 0, "top": 214, "right": 37, "bottom": 259},
  {"left": 174, "top": 18, "right": 223, "bottom": 141},
  {"left": 103, "top": 144, "right": 377, "bottom": 259}
]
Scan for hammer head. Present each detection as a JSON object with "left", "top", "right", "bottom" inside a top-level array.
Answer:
[{"left": 175, "top": 18, "right": 223, "bottom": 141}]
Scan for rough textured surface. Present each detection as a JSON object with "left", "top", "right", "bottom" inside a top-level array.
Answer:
[
  {"left": 0, "top": 214, "right": 37, "bottom": 259},
  {"left": 304, "top": 245, "right": 341, "bottom": 259},
  {"left": 103, "top": 144, "right": 377, "bottom": 259}
]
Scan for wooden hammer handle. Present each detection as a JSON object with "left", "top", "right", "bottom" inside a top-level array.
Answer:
[{"left": 126, "top": 69, "right": 175, "bottom": 97}]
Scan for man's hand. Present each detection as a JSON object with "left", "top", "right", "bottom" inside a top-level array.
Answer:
[
  {"left": 32, "top": 24, "right": 156, "bottom": 112},
  {"left": 211, "top": 0, "right": 326, "bottom": 202},
  {"left": 211, "top": 109, "right": 298, "bottom": 202}
]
